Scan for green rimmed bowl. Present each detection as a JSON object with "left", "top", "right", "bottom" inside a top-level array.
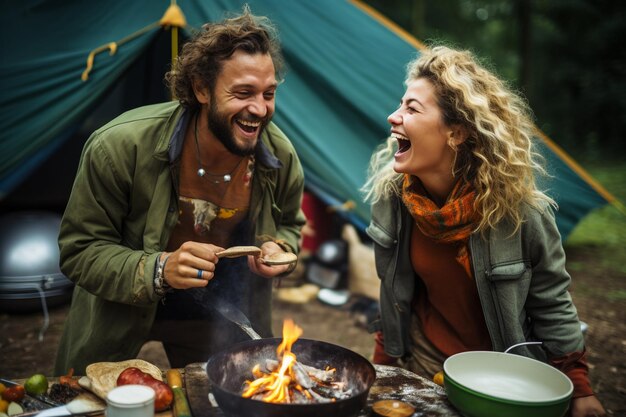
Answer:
[{"left": 443, "top": 351, "right": 573, "bottom": 417}]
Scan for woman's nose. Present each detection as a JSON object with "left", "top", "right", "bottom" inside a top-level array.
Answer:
[{"left": 387, "top": 109, "right": 401, "bottom": 125}]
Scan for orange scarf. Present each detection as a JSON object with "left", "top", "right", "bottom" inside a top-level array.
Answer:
[{"left": 401, "top": 175, "right": 478, "bottom": 276}]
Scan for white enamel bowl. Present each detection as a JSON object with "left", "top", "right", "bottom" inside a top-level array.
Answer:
[{"left": 443, "top": 351, "right": 573, "bottom": 417}]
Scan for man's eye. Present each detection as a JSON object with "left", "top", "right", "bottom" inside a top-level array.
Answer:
[{"left": 263, "top": 92, "right": 275, "bottom": 99}]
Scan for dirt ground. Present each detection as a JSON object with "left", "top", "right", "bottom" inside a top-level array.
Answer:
[{"left": 0, "top": 247, "right": 624, "bottom": 415}]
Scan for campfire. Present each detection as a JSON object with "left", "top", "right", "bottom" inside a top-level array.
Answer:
[{"left": 241, "top": 319, "right": 353, "bottom": 403}]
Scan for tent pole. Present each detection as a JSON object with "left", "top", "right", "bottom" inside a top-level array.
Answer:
[
  {"left": 533, "top": 127, "right": 625, "bottom": 215},
  {"left": 349, "top": 0, "right": 427, "bottom": 51},
  {"left": 159, "top": 0, "right": 187, "bottom": 100}
]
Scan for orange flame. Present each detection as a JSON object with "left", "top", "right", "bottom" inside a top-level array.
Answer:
[
  {"left": 277, "top": 318, "right": 302, "bottom": 356},
  {"left": 242, "top": 319, "right": 304, "bottom": 403}
]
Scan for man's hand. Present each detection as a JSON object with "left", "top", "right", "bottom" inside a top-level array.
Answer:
[
  {"left": 162, "top": 242, "right": 224, "bottom": 289},
  {"left": 247, "top": 241, "right": 293, "bottom": 278}
]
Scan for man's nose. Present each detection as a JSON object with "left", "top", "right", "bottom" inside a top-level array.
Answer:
[{"left": 248, "top": 95, "right": 270, "bottom": 117}]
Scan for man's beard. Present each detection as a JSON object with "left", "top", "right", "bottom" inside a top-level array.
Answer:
[{"left": 207, "top": 98, "right": 269, "bottom": 157}]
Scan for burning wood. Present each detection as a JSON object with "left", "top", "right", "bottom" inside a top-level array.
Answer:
[
  {"left": 241, "top": 319, "right": 353, "bottom": 404},
  {"left": 264, "top": 359, "right": 337, "bottom": 383}
]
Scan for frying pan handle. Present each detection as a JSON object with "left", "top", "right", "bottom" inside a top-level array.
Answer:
[
  {"left": 504, "top": 341, "right": 543, "bottom": 354},
  {"left": 237, "top": 323, "right": 262, "bottom": 340},
  {"left": 206, "top": 293, "right": 262, "bottom": 340}
]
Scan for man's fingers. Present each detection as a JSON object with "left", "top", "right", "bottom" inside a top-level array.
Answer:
[
  {"left": 179, "top": 241, "right": 223, "bottom": 262},
  {"left": 248, "top": 255, "right": 290, "bottom": 277}
]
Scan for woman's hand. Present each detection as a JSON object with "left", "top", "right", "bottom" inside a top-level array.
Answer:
[
  {"left": 571, "top": 395, "right": 606, "bottom": 417},
  {"left": 247, "top": 241, "right": 293, "bottom": 278},
  {"left": 162, "top": 242, "right": 224, "bottom": 289}
]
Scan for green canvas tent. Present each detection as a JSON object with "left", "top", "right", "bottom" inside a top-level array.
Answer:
[{"left": 0, "top": 0, "right": 617, "bottom": 239}]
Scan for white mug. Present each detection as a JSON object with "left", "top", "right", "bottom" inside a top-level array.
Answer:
[{"left": 106, "top": 385, "right": 155, "bottom": 417}]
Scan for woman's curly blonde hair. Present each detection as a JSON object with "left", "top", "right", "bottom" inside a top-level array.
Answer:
[{"left": 362, "top": 46, "right": 555, "bottom": 234}]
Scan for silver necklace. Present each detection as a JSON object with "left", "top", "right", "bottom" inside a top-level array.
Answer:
[{"left": 194, "top": 114, "right": 244, "bottom": 184}]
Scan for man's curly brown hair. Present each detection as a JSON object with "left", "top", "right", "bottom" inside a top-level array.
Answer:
[{"left": 165, "top": 5, "right": 285, "bottom": 111}]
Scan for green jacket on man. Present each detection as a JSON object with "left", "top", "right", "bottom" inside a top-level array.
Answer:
[{"left": 54, "top": 101, "right": 305, "bottom": 375}]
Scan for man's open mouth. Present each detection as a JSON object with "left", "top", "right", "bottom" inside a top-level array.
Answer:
[{"left": 236, "top": 118, "right": 261, "bottom": 134}]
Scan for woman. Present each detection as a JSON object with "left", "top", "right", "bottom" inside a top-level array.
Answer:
[{"left": 362, "top": 46, "right": 605, "bottom": 417}]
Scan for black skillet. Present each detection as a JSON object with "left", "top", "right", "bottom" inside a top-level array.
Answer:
[{"left": 205, "top": 295, "right": 376, "bottom": 417}]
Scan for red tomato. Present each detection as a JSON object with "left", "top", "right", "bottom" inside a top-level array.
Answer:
[
  {"left": 2, "top": 385, "right": 25, "bottom": 402},
  {"left": 117, "top": 367, "right": 173, "bottom": 411}
]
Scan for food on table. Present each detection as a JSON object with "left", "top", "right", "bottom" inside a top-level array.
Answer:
[
  {"left": 64, "top": 397, "right": 106, "bottom": 415},
  {"left": 372, "top": 399, "right": 415, "bottom": 417},
  {"left": 6, "top": 402, "right": 23, "bottom": 417},
  {"left": 48, "top": 383, "right": 81, "bottom": 403},
  {"left": 58, "top": 368, "right": 81, "bottom": 390},
  {"left": 432, "top": 371, "right": 444, "bottom": 386},
  {"left": 81, "top": 358, "right": 162, "bottom": 399},
  {"left": 1, "top": 386, "right": 24, "bottom": 403},
  {"left": 0, "top": 375, "right": 82, "bottom": 415},
  {"left": 117, "top": 367, "right": 173, "bottom": 411},
  {"left": 166, "top": 370, "right": 192, "bottom": 417},
  {"left": 24, "top": 374, "right": 48, "bottom": 396}
]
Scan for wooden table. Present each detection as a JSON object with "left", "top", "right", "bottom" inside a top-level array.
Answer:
[
  {"left": 13, "top": 364, "right": 459, "bottom": 417},
  {"left": 183, "top": 362, "right": 461, "bottom": 417}
]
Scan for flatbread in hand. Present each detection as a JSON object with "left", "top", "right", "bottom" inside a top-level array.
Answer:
[
  {"left": 216, "top": 246, "right": 262, "bottom": 258},
  {"left": 260, "top": 252, "right": 298, "bottom": 265}
]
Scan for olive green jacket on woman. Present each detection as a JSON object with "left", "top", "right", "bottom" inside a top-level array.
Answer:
[
  {"left": 54, "top": 101, "right": 305, "bottom": 375},
  {"left": 366, "top": 192, "right": 585, "bottom": 363}
]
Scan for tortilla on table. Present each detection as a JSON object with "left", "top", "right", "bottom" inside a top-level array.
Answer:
[{"left": 79, "top": 359, "right": 162, "bottom": 399}]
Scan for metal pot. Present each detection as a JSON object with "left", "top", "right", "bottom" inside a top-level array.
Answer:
[
  {"left": 0, "top": 211, "right": 73, "bottom": 313},
  {"left": 204, "top": 294, "right": 376, "bottom": 417}
]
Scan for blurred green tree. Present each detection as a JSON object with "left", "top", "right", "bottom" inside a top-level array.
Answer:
[{"left": 362, "top": 0, "right": 626, "bottom": 158}]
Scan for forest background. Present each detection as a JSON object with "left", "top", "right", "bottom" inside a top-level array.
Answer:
[{"left": 364, "top": 0, "right": 625, "bottom": 159}]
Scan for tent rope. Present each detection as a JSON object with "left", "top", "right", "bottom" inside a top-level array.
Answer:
[
  {"left": 81, "top": 21, "right": 160, "bottom": 81},
  {"left": 81, "top": 3, "right": 186, "bottom": 82}
]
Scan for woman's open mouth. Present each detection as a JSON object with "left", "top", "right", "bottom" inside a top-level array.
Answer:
[{"left": 393, "top": 134, "right": 411, "bottom": 156}]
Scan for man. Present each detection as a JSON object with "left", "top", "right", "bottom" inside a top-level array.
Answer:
[{"left": 54, "top": 7, "right": 305, "bottom": 374}]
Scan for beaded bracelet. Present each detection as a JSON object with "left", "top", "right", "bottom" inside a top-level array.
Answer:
[{"left": 154, "top": 253, "right": 172, "bottom": 297}]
